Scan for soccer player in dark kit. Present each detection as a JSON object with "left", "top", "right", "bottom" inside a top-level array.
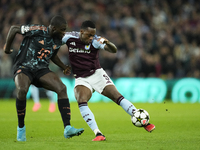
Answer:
[
  {"left": 4, "top": 15, "right": 84, "bottom": 141},
  {"left": 62, "top": 20, "right": 155, "bottom": 141}
]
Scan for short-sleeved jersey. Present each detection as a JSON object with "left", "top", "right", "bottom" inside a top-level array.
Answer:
[
  {"left": 62, "top": 31, "right": 106, "bottom": 78},
  {"left": 13, "top": 24, "right": 62, "bottom": 71}
]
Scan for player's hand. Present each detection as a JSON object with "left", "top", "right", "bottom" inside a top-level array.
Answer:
[
  {"left": 3, "top": 44, "right": 13, "bottom": 54},
  {"left": 63, "top": 65, "right": 71, "bottom": 75},
  {"left": 97, "top": 37, "right": 108, "bottom": 44}
]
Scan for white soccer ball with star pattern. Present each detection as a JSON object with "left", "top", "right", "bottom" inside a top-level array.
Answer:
[{"left": 131, "top": 109, "right": 150, "bottom": 127}]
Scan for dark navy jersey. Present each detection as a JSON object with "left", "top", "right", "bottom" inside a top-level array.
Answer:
[
  {"left": 62, "top": 31, "right": 106, "bottom": 78},
  {"left": 13, "top": 24, "right": 62, "bottom": 71}
]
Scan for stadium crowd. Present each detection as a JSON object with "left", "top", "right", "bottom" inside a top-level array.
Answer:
[{"left": 0, "top": 0, "right": 200, "bottom": 79}]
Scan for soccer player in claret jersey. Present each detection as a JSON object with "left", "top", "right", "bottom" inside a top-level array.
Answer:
[
  {"left": 4, "top": 15, "right": 84, "bottom": 141},
  {"left": 62, "top": 20, "right": 155, "bottom": 141}
]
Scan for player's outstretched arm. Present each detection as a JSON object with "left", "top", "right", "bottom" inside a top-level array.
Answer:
[
  {"left": 51, "top": 54, "right": 71, "bottom": 75},
  {"left": 104, "top": 40, "right": 117, "bottom": 53},
  {"left": 4, "top": 25, "right": 21, "bottom": 54}
]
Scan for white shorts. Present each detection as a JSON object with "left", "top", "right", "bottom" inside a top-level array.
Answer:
[{"left": 74, "top": 68, "right": 114, "bottom": 94}]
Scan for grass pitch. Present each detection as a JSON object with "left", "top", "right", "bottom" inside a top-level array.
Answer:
[{"left": 0, "top": 99, "right": 200, "bottom": 150}]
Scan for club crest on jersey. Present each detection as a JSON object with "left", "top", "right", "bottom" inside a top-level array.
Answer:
[{"left": 85, "top": 44, "right": 91, "bottom": 50}]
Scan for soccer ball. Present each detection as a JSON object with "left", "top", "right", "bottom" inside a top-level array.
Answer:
[{"left": 131, "top": 109, "right": 150, "bottom": 127}]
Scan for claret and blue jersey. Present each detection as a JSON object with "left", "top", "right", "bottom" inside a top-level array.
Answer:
[
  {"left": 13, "top": 24, "right": 62, "bottom": 71},
  {"left": 62, "top": 31, "right": 106, "bottom": 78}
]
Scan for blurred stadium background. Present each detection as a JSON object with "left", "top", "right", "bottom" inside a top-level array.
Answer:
[{"left": 0, "top": 0, "right": 200, "bottom": 103}]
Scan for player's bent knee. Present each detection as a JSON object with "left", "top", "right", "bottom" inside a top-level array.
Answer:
[
  {"left": 56, "top": 84, "right": 67, "bottom": 96},
  {"left": 17, "top": 87, "right": 29, "bottom": 99}
]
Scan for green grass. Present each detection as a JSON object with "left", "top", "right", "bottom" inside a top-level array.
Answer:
[{"left": 0, "top": 99, "right": 200, "bottom": 150}]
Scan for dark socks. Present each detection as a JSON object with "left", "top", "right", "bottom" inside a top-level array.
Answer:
[
  {"left": 58, "top": 99, "right": 71, "bottom": 128},
  {"left": 16, "top": 98, "right": 26, "bottom": 128}
]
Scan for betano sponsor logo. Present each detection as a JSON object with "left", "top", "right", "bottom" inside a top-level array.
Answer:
[{"left": 69, "top": 47, "right": 91, "bottom": 53}]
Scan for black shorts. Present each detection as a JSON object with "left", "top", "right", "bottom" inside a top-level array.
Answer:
[{"left": 14, "top": 68, "right": 52, "bottom": 87}]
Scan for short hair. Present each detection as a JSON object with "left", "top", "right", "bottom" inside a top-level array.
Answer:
[
  {"left": 81, "top": 20, "right": 96, "bottom": 29},
  {"left": 50, "top": 15, "right": 67, "bottom": 27}
]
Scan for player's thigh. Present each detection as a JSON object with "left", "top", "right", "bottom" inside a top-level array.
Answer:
[
  {"left": 15, "top": 73, "right": 31, "bottom": 91},
  {"left": 74, "top": 85, "right": 92, "bottom": 103},
  {"left": 101, "top": 85, "right": 122, "bottom": 103},
  {"left": 39, "top": 72, "right": 66, "bottom": 93}
]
